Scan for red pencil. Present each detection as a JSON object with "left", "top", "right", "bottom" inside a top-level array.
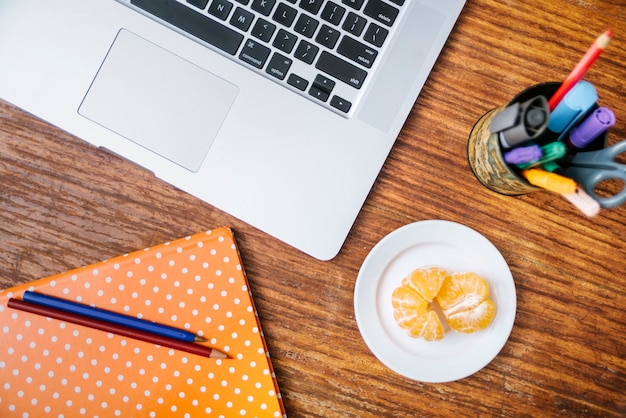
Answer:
[
  {"left": 548, "top": 29, "right": 612, "bottom": 111},
  {"left": 8, "top": 298, "right": 228, "bottom": 359}
]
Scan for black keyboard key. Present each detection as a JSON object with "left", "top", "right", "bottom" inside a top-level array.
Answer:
[
  {"left": 363, "top": 0, "right": 399, "bottom": 27},
  {"left": 266, "top": 53, "right": 292, "bottom": 80},
  {"left": 251, "top": 0, "right": 276, "bottom": 16},
  {"left": 363, "top": 23, "right": 388, "bottom": 47},
  {"left": 131, "top": 0, "right": 244, "bottom": 55},
  {"left": 294, "top": 14, "right": 319, "bottom": 38},
  {"left": 287, "top": 74, "right": 308, "bottom": 91},
  {"left": 321, "top": 2, "right": 346, "bottom": 25},
  {"left": 252, "top": 18, "right": 276, "bottom": 42},
  {"left": 230, "top": 7, "right": 255, "bottom": 31},
  {"left": 316, "top": 51, "right": 367, "bottom": 89},
  {"left": 272, "top": 29, "right": 298, "bottom": 53},
  {"left": 309, "top": 85, "right": 330, "bottom": 102},
  {"left": 239, "top": 39, "right": 271, "bottom": 68},
  {"left": 316, "top": 24, "right": 341, "bottom": 49},
  {"left": 342, "top": 12, "right": 366, "bottom": 36},
  {"left": 294, "top": 40, "right": 319, "bottom": 64},
  {"left": 273, "top": 3, "right": 298, "bottom": 26},
  {"left": 342, "top": 0, "right": 364, "bottom": 10},
  {"left": 300, "top": 0, "right": 324, "bottom": 15},
  {"left": 187, "top": 0, "right": 209, "bottom": 9},
  {"left": 330, "top": 95, "right": 352, "bottom": 113},
  {"left": 313, "top": 74, "right": 335, "bottom": 93},
  {"left": 208, "top": 0, "right": 233, "bottom": 20},
  {"left": 388, "top": 0, "right": 405, "bottom": 5},
  {"left": 337, "top": 36, "right": 377, "bottom": 68}
]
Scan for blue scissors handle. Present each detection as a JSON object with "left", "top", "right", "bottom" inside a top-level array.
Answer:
[
  {"left": 570, "top": 140, "right": 626, "bottom": 166},
  {"left": 565, "top": 140, "right": 626, "bottom": 208}
]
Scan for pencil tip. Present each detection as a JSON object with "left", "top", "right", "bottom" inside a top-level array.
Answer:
[
  {"left": 211, "top": 349, "right": 229, "bottom": 359},
  {"left": 598, "top": 30, "right": 612, "bottom": 49},
  {"left": 194, "top": 336, "right": 207, "bottom": 342}
]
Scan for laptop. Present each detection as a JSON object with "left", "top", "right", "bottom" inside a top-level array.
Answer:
[{"left": 0, "top": 0, "right": 465, "bottom": 260}]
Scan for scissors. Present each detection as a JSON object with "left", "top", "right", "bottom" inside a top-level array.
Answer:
[{"left": 564, "top": 140, "right": 626, "bottom": 208}]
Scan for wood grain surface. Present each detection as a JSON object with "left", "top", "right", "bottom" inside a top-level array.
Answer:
[{"left": 1, "top": 0, "right": 625, "bottom": 416}]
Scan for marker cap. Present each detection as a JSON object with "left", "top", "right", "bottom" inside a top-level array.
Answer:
[
  {"left": 568, "top": 107, "right": 616, "bottom": 149},
  {"left": 493, "top": 96, "right": 549, "bottom": 148},
  {"left": 504, "top": 144, "right": 542, "bottom": 164},
  {"left": 547, "top": 81, "right": 598, "bottom": 133},
  {"left": 522, "top": 169, "right": 577, "bottom": 195}
]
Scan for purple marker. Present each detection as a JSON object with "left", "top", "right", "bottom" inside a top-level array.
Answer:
[
  {"left": 568, "top": 107, "right": 616, "bottom": 150},
  {"left": 504, "top": 144, "right": 542, "bottom": 165}
]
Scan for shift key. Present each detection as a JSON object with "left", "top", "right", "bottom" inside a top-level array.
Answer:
[{"left": 315, "top": 51, "right": 367, "bottom": 89}]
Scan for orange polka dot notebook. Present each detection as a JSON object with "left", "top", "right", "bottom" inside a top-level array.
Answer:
[{"left": 0, "top": 227, "right": 286, "bottom": 417}]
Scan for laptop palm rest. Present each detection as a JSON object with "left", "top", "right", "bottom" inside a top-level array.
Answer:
[{"left": 79, "top": 29, "right": 239, "bottom": 172}]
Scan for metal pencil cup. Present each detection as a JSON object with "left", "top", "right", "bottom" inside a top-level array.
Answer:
[
  {"left": 467, "top": 83, "right": 559, "bottom": 195},
  {"left": 467, "top": 107, "right": 539, "bottom": 195}
]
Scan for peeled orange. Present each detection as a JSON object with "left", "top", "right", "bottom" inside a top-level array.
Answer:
[
  {"left": 436, "top": 272, "right": 496, "bottom": 334},
  {"left": 391, "top": 268, "right": 496, "bottom": 341},
  {"left": 401, "top": 266, "right": 448, "bottom": 302},
  {"left": 391, "top": 267, "right": 447, "bottom": 341},
  {"left": 391, "top": 285, "right": 444, "bottom": 341}
]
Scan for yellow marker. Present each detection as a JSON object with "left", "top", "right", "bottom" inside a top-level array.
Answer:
[{"left": 522, "top": 168, "right": 577, "bottom": 195}]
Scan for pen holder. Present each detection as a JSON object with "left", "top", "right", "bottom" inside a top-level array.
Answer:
[{"left": 467, "top": 83, "right": 558, "bottom": 195}]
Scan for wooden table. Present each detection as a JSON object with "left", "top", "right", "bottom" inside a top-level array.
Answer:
[{"left": 1, "top": 0, "right": 625, "bottom": 416}]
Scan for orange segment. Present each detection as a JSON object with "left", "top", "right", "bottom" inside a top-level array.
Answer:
[
  {"left": 402, "top": 267, "right": 449, "bottom": 302},
  {"left": 436, "top": 272, "right": 496, "bottom": 334},
  {"left": 444, "top": 300, "right": 496, "bottom": 334},
  {"left": 391, "top": 285, "right": 429, "bottom": 329},
  {"left": 391, "top": 268, "right": 446, "bottom": 341},
  {"left": 407, "top": 310, "right": 444, "bottom": 341}
]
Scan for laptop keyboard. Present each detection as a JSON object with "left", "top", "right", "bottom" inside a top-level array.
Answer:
[{"left": 128, "top": 0, "right": 406, "bottom": 116}]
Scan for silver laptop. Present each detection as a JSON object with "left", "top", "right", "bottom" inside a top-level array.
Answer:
[{"left": 0, "top": 0, "right": 464, "bottom": 260}]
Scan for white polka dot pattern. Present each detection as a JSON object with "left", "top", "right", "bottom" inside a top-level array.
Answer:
[{"left": 0, "top": 227, "right": 285, "bottom": 417}]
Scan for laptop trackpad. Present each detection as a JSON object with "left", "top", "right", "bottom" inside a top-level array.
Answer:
[{"left": 79, "top": 29, "right": 238, "bottom": 172}]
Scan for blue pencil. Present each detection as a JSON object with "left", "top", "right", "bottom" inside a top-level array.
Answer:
[{"left": 22, "top": 291, "right": 205, "bottom": 342}]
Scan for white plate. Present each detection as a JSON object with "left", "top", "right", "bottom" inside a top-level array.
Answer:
[{"left": 354, "top": 220, "right": 516, "bottom": 383}]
